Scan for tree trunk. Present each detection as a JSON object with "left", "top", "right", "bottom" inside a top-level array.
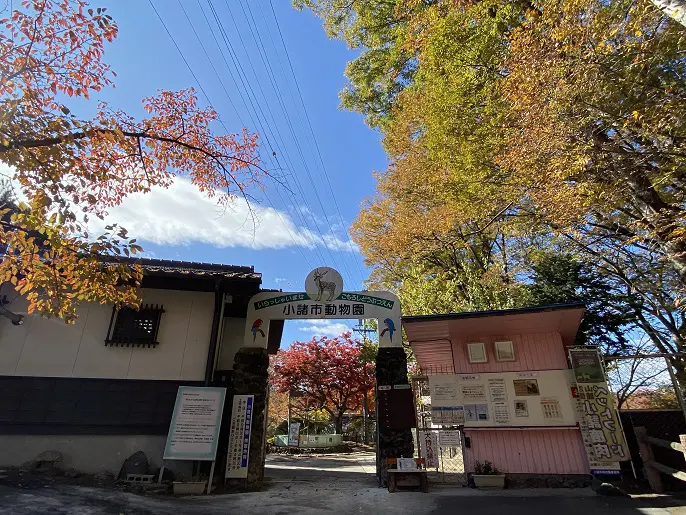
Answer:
[
  {"left": 650, "top": 0, "right": 686, "bottom": 27},
  {"left": 363, "top": 391, "right": 369, "bottom": 444},
  {"left": 335, "top": 411, "right": 344, "bottom": 435}
]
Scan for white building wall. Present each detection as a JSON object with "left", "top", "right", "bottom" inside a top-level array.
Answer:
[
  {"left": 216, "top": 317, "right": 247, "bottom": 370},
  {"left": 0, "top": 286, "right": 215, "bottom": 381}
]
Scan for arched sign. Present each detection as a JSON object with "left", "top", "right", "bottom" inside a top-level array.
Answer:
[{"left": 244, "top": 267, "right": 402, "bottom": 348}]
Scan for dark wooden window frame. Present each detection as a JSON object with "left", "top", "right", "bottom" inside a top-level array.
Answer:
[{"left": 105, "top": 304, "right": 164, "bottom": 348}]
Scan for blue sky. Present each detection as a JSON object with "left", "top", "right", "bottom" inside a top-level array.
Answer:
[{"left": 54, "top": 1, "right": 386, "bottom": 344}]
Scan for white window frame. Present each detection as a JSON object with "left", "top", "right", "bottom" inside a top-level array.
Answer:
[
  {"left": 494, "top": 340, "right": 516, "bottom": 362},
  {"left": 467, "top": 342, "right": 488, "bottom": 363}
]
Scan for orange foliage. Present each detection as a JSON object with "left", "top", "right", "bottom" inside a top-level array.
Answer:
[{"left": 0, "top": 1, "right": 262, "bottom": 321}]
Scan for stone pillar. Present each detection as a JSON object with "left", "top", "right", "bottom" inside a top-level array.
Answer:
[
  {"left": 376, "top": 347, "right": 415, "bottom": 486},
  {"left": 228, "top": 347, "right": 269, "bottom": 488}
]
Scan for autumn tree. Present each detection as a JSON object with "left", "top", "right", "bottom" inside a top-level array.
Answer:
[
  {"left": 0, "top": 0, "right": 262, "bottom": 322},
  {"left": 271, "top": 332, "right": 375, "bottom": 434},
  {"left": 299, "top": 0, "right": 686, "bottom": 382}
]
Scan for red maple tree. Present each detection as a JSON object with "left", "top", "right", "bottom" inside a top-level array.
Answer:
[
  {"left": 0, "top": 0, "right": 263, "bottom": 321},
  {"left": 271, "top": 332, "right": 375, "bottom": 434}
]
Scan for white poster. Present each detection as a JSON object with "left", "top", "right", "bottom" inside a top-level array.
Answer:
[
  {"left": 225, "top": 395, "right": 255, "bottom": 478},
  {"left": 465, "top": 404, "right": 489, "bottom": 422},
  {"left": 515, "top": 400, "right": 529, "bottom": 417},
  {"left": 431, "top": 406, "right": 465, "bottom": 425},
  {"left": 439, "top": 430, "right": 462, "bottom": 447},
  {"left": 420, "top": 431, "right": 439, "bottom": 468},
  {"left": 488, "top": 378, "right": 507, "bottom": 402},
  {"left": 163, "top": 386, "right": 226, "bottom": 461},
  {"left": 429, "top": 375, "right": 461, "bottom": 402},
  {"left": 493, "top": 402, "right": 510, "bottom": 425},
  {"left": 541, "top": 397, "right": 563, "bottom": 420},
  {"left": 461, "top": 384, "right": 487, "bottom": 402},
  {"left": 288, "top": 422, "right": 300, "bottom": 447}
]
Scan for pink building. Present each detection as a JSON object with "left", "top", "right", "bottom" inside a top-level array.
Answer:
[{"left": 403, "top": 303, "right": 591, "bottom": 484}]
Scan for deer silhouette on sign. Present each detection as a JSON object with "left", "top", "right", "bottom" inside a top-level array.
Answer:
[{"left": 312, "top": 268, "right": 337, "bottom": 302}]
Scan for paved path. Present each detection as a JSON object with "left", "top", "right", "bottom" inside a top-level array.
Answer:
[
  {"left": 0, "top": 452, "right": 683, "bottom": 514},
  {"left": 0, "top": 481, "right": 682, "bottom": 515},
  {"left": 265, "top": 451, "right": 377, "bottom": 481}
]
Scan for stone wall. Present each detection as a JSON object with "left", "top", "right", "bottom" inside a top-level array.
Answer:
[
  {"left": 376, "top": 347, "right": 415, "bottom": 486},
  {"left": 227, "top": 347, "right": 269, "bottom": 488}
]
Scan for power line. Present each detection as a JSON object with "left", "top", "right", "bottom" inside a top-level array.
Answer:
[
  {"left": 200, "top": 0, "right": 330, "bottom": 267},
  {"left": 213, "top": 0, "right": 357, "bottom": 285},
  {"left": 268, "top": 0, "right": 368, "bottom": 289},
  {"left": 234, "top": 0, "right": 362, "bottom": 289},
  {"left": 147, "top": 0, "right": 315, "bottom": 269}
]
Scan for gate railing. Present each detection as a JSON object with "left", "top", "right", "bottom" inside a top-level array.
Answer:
[
  {"left": 415, "top": 427, "right": 466, "bottom": 484},
  {"left": 636, "top": 426, "right": 686, "bottom": 492}
]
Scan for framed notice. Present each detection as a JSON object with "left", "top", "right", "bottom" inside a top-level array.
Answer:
[
  {"left": 225, "top": 395, "right": 255, "bottom": 479},
  {"left": 513, "top": 379, "right": 540, "bottom": 396},
  {"left": 467, "top": 342, "right": 487, "bottom": 363},
  {"left": 494, "top": 341, "right": 515, "bottom": 362},
  {"left": 514, "top": 400, "right": 529, "bottom": 417},
  {"left": 163, "top": 386, "right": 226, "bottom": 461}
]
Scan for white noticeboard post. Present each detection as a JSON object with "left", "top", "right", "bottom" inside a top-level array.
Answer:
[
  {"left": 288, "top": 422, "right": 300, "bottom": 447},
  {"left": 225, "top": 394, "right": 255, "bottom": 479},
  {"left": 160, "top": 386, "right": 227, "bottom": 494}
]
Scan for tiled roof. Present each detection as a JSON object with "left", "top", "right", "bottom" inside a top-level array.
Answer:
[{"left": 117, "top": 257, "right": 261, "bottom": 281}]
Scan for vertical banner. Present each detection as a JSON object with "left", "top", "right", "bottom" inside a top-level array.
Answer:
[
  {"left": 569, "top": 348, "right": 628, "bottom": 474},
  {"left": 225, "top": 395, "right": 254, "bottom": 479},
  {"left": 288, "top": 422, "right": 300, "bottom": 447},
  {"left": 419, "top": 431, "right": 439, "bottom": 469},
  {"left": 163, "top": 386, "right": 226, "bottom": 461}
]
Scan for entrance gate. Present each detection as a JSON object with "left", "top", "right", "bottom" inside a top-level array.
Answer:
[{"left": 227, "top": 267, "right": 415, "bottom": 487}]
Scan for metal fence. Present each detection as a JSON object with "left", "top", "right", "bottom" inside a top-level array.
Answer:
[
  {"left": 415, "top": 427, "right": 466, "bottom": 484},
  {"left": 412, "top": 375, "right": 466, "bottom": 484}
]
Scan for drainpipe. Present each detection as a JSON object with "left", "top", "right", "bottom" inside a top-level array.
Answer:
[{"left": 204, "top": 286, "right": 225, "bottom": 386}]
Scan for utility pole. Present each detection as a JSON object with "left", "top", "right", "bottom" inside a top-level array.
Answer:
[
  {"left": 354, "top": 319, "right": 375, "bottom": 445},
  {"left": 352, "top": 318, "right": 375, "bottom": 338}
]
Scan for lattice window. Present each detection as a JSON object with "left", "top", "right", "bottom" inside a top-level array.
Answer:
[{"left": 105, "top": 304, "right": 164, "bottom": 347}]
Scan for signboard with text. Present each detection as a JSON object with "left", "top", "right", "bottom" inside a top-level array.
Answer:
[
  {"left": 163, "top": 386, "right": 226, "bottom": 461},
  {"left": 427, "top": 370, "right": 577, "bottom": 428},
  {"left": 245, "top": 268, "right": 402, "bottom": 349},
  {"left": 225, "top": 395, "right": 255, "bottom": 478},
  {"left": 569, "top": 348, "right": 628, "bottom": 474}
]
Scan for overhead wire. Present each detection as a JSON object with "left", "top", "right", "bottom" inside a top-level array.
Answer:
[
  {"left": 233, "top": 0, "right": 362, "bottom": 290},
  {"left": 147, "top": 0, "right": 315, "bottom": 270},
  {"left": 267, "top": 0, "right": 369, "bottom": 289},
  {"left": 211, "top": 0, "right": 358, "bottom": 286},
  {"left": 199, "top": 0, "right": 330, "bottom": 267}
]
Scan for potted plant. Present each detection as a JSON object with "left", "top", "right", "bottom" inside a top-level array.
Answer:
[
  {"left": 172, "top": 474, "right": 208, "bottom": 495},
  {"left": 472, "top": 460, "right": 505, "bottom": 489}
]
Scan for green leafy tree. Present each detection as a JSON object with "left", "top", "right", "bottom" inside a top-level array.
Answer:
[{"left": 527, "top": 252, "right": 638, "bottom": 352}]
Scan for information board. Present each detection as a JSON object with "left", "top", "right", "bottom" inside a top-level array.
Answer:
[
  {"left": 163, "top": 386, "right": 226, "bottom": 461},
  {"left": 428, "top": 370, "right": 578, "bottom": 428},
  {"left": 569, "top": 348, "right": 628, "bottom": 473},
  {"left": 226, "top": 395, "right": 255, "bottom": 479}
]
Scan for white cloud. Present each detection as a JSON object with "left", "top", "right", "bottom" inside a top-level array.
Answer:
[
  {"left": 3, "top": 162, "right": 358, "bottom": 252},
  {"left": 296, "top": 319, "right": 355, "bottom": 337}
]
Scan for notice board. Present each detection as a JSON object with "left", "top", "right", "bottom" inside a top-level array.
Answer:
[
  {"left": 428, "top": 370, "right": 578, "bottom": 428},
  {"left": 225, "top": 394, "right": 255, "bottom": 479},
  {"left": 163, "top": 386, "right": 226, "bottom": 461}
]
